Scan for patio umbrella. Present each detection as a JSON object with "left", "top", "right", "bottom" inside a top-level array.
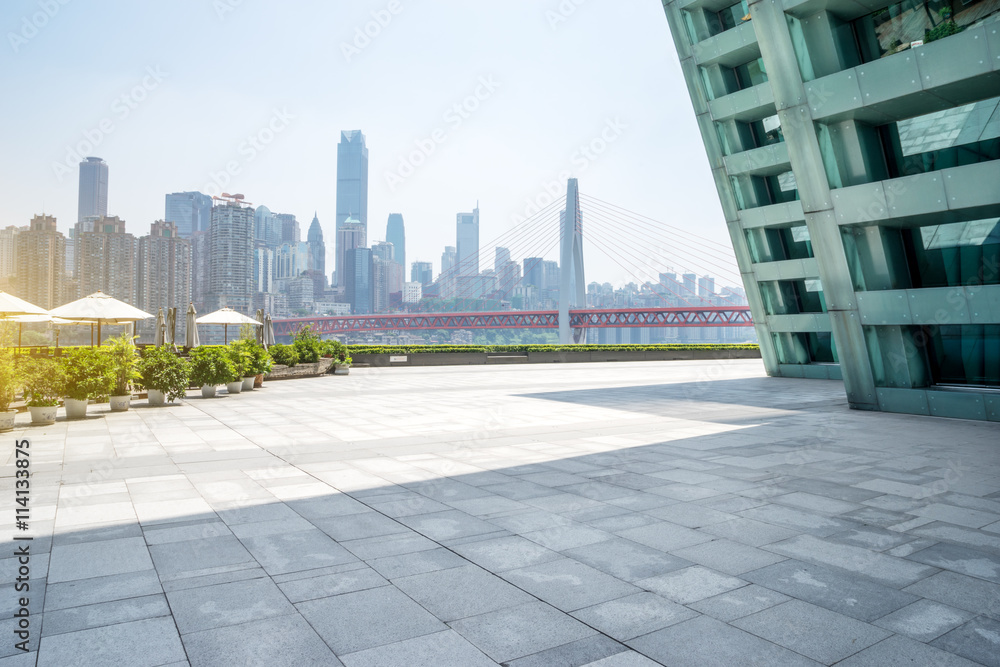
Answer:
[
  {"left": 5, "top": 313, "right": 87, "bottom": 347},
  {"left": 255, "top": 309, "right": 265, "bottom": 345},
  {"left": 0, "top": 291, "right": 49, "bottom": 318},
  {"left": 49, "top": 291, "right": 153, "bottom": 346},
  {"left": 196, "top": 307, "right": 262, "bottom": 344},
  {"left": 154, "top": 308, "right": 166, "bottom": 346},
  {"left": 165, "top": 307, "right": 177, "bottom": 348},
  {"left": 264, "top": 314, "right": 275, "bottom": 348},
  {"left": 186, "top": 303, "right": 200, "bottom": 348}
]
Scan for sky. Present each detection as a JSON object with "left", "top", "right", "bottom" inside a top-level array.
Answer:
[{"left": 0, "top": 0, "right": 742, "bottom": 289}]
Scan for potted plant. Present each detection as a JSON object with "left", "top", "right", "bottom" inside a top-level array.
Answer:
[
  {"left": 22, "top": 356, "right": 64, "bottom": 425},
  {"left": 139, "top": 346, "right": 191, "bottom": 406},
  {"left": 190, "top": 346, "right": 235, "bottom": 398},
  {"left": 227, "top": 340, "right": 257, "bottom": 391},
  {"left": 292, "top": 325, "right": 322, "bottom": 364},
  {"left": 61, "top": 347, "right": 114, "bottom": 419},
  {"left": 0, "top": 350, "right": 22, "bottom": 431},
  {"left": 249, "top": 342, "right": 272, "bottom": 388},
  {"left": 104, "top": 333, "right": 140, "bottom": 411},
  {"left": 334, "top": 351, "right": 352, "bottom": 375}
]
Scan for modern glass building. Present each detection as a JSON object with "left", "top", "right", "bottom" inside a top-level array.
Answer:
[
  {"left": 165, "top": 191, "right": 213, "bottom": 239},
  {"left": 336, "top": 130, "right": 369, "bottom": 287},
  {"left": 660, "top": 0, "right": 1000, "bottom": 420},
  {"left": 386, "top": 213, "right": 406, "bottom": 271},
  {"left": 78, "top": 157, "right": 109, "bottom": 223},
  {"left": 456, "top": 207, "right": 480, "bottom": 276}
]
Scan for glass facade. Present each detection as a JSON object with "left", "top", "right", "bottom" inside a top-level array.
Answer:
[{"left": 746, "top": 225, "right": 813, "bottom": 263}]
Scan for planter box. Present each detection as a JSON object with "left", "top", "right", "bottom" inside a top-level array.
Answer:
[{"left": 266, "top": 358, "right": 334, "bottom": 380}]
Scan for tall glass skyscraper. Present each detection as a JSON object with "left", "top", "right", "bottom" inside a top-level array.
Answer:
[
  {"left": 660, "top": 0, "right": 1000, "bottom": 421},
  {"left": 336, "top": 130, "right": 368, "bottom": 287},
  {"left": 386, "top": 213, "right": 405, "bottom": 271},
  {"left": 165, "top": 192, "right": 213, "bottom": 239},
  {"left": 456, "top": 207, "right": 479, "bottom": 276},
  {"left": 78, "top": 157, "right": 108, "bottom": 223},
  {"left": 307, "top": 212, "right": 326, "bottom": 279}
]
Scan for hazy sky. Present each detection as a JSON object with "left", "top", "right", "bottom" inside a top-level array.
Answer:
[{"left": 1, "top": 0, "right": 741, "bottom": 288}]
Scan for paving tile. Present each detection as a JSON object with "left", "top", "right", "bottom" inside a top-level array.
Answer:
[
  {"left": 644, "top": 503, "right": 734, "bottom": 528},
  {"left": 397, "top": 510, "right": 501, "bottom": 541},
  {"left": 165, "top": 578, "right": 296, "bottom": 634},
  {"left": 739, "top": 505, "right": 856, "bottom": 537},
  {"left": 615, "top": 522, "right": 713, "bottom": 552},
  {"left": 40, "top": 594, "right": 170, "bottom": 637},
  {"left": 688, "top": 584, "right": 790, "bottom": 622},
  {"left": 700, "top": 517, "right": 799, "bottom": 546},
  {"left": 44, "top": 570, "right": 162, "bottom": 612},
  {"left": 564, "top": 538, "right": 693, "bottom": 582},
  {"left": 904, "top": 570, "right": 1000, "bottom": 619},
  {"left": 522, "top": 523, "right": 613, "bottom": 551},
  {"left": 910, "top": 521, "right": 1000, "bottom": 555},
  {"left": 47, "top": 537, "right": 153, "bottom": 584},
  {"left": 571, "top": 592, "right": 697, "bottom": 641},
  {"left": 743, "top": 560, "right": 918, "bottom": 622},
  {"left": 836, "top": 635, "right": 982, "bottom": 667},
  {"left": 297, "top": 585, "right": 445, "bottom": 655},
  {"left": 732, "top": 600, "right": 890, "bottom": 664},
  {"left": 449, "top": 601, "right": 595, "bottom": 664},
  {"left": 36, "top": 617, "right": 185, "bottom": 667},
  {"left": 771, "top": 491, "right": 863, "bottom": 515},
  {"left": 339, "top": 629, "right": 494, "bottom": 667},
  {"left": 312, "top": 512, "right": 405, "bottom": 541},
  {"left": 508, "top": 635, "right": 627, "bottom": 667},
  {"left": 909, "top": 503, "right": 1000, "bottom": 529},
  {"left": 339, "top": 532, "right": 439, "bottom": 560},
  {"left": 874, "top": 599, "right": 976, "bottom": 642},
  {"left": 824, "top": 525, "right": 916, "bottom": 551},
  {"left": 502, "top": 558, "right": 640, "bottom": 612},
  {"left": 277, "top": 567, "right": 389, "bottom": 603},
  {"left": 672, "top": 539, "right": 785, "bottom": 575},
  {"left": 148, "top": 534, "right": 256, "bottom": 580},
  {"left": 580, "top": 651, "right": 662, "bottom": 666},
  {"left": 450, "top": 535, "right": 562, "bottom": 572},
  {"left": 932, "top": 616, "right": 1000, "bottom": 667},
  {"left": 764, "top": 534, "right": 939, "bottom": 587},
  {"left": 239, "top": 528, "right": 357, "bottom": 575},
  {"left": 627, "top": 615, "right": 820, "bottom": 666},
  {"left": 367, "top": 547, "right": 468, "bottom": 579},
  {"left": 636, "top": 566, "right": 746, "bottom": 605},
  {"left": 182, "top": 613, "right": 341, "bottom": 667},
  {"left": 394, "top": 565, "right": 533, "bottom": 621},
  {"left": 905, "top": 542, "right": 1000, "bottom": 583}
]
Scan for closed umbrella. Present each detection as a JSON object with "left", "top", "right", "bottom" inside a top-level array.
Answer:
[
  {"left": 264, "top": 314, "right": 275, "bottom": 348},
  {"left": 154, "top": 308, "right": 166, "bottom": 346},
  {"left": 165, "top": 307, "right": 177, "bottom": 348},
  {"left": 49, "top": 291, "right": 153, "bottom": 346},
  {"left": 186, "top": 303, "right": 200, "bottom": 348},
  {"left": 196, "top": 307, "right": 262, "bottom": 344},
  {"left": 255, "top": 309, "right": 265, "bottom": 345}
]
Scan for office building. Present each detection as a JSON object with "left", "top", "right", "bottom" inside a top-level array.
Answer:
[
  {"left": 495, "top": 247, "right": 511, "bottom": 268},
  {"left": 403, "top": 281, "right": 423, "bottom": 304},
  {"left": 254, "top": 206, "right": 277, "bottom": 246},
  {"left": 165, "top": 191, "right": 213, "bottom": 238},
  {"left": 411, "top": 261, "right": 433, "bottom": 286},
  {"left": 136, "top": 220, "right": 192, "bottom": 333},
  {"left": 523, "top": 257, "right": 544, "bottom": 289},
  {"left": 386, "top": 213, "right": 405, "bottom": 271},
  {"left": 336, "top": 130, "right": 369, "bottom": 285},
  {"left": 14, "top": 215, "right": 65, "bottom": 309},
  {"left": 276, "top": 213, "right": 300, "bottom": 245},
  {"left": 698, "top": 276, "right": 716, "bottom": 300},
  {"left": 78, "top": 157, "right": 108, "bottom": 223},
  {"left": 253, "top": 245, "right": 274, "bottom": 294},
  {"left": 307, "top": 212, "right": 326, "bottom": 284},
  {"left": 456, "top": 206, "right": 480, "bottom": 276},
  {"left": 274, "top": 242, "right": 311, "bottom": 281},
  {"left": 345, "top": 247, "right": 372, "bottom": 314},
  {"left": 190, "top": 231, "right": 210, "bottom": 311},
  {"left": 336, "top": 216, "right": 365, "bottom": 290},
  {"left": 205, "top": 198, "right": 255, "bottom": 314},
  {"left": 74, "top": 215, "right": 136, "bottom": 303},
  {"left": 660, "top": 0, "right": 1000, "bottom": 419}
]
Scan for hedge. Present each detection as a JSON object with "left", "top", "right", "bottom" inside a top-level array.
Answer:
[{"left": 347, "top": 344, "right": 760, "bottom": 355}]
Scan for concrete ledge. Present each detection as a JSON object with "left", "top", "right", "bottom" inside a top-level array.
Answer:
[
  {"left": 353, "top": 348, "right": 761, "bottom": 368},
  {"left": 266, "top": 358, "right": 334, "bottom": 380}
]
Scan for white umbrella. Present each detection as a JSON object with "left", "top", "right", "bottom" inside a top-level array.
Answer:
[
  {"left": 196, "top": 307, "right": 262, "bottom": 344},
  {"left": 166, "top": 307, "right": 177, "bottom": 348},
  {"left": 49, "top": 291, "right": 153, "bottom": 345},
  {"left": 5, "top": 312, "right": 87, "bottom": 347},
  {"left": 186, "top": 303, "right": 200, "bottom": 348},
  {"left": 0, "top": 291, "right": 49, "bottom": 318},
  {"left": 264, "top": 314, "right": 275, "bottom": 348},
  {"left": 154, "top": 308, "right": 166, "bottom": 346}
]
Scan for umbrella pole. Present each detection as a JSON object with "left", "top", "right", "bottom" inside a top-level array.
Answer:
[
  {"left": 98, "top": 322, "right": 102, "bottom": 346},
  {"left": 91, "top": 324, "right": 94, "bottom": 347},
  {"left": 225, "top": 324, "right": 228, "bottom": 344},
  {"left": 18, "top": 323, "right": 21, "bottom": 348}
]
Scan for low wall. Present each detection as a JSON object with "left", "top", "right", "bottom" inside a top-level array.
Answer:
[
  {"left": 266, "top": 358, "right": 334, "bottom": 380},
  {"left": 352, "top": 348, "right": 761, "bottom": 368}
]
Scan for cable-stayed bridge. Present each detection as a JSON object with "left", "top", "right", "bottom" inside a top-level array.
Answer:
[{"left": 274, "top": 179, "right": 752, "bottom": 340}]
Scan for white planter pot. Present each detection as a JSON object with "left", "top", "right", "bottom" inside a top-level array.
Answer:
[
  {"left": 109, "top": 395, "right": 130, "bottom": 412},
  {"left": 201, "top": 384, "right": 217, "bottom": 398},
  {"left": 334, "top": 365, "right": 350, "bottom": 375},
  {"left": 29, "top": 405, "right": 57, "bottom": 425},
  {"left": 147, "top": 389, "right": 166, "bottom": 406},
  {"left": 241, "top": 377, "right": 255, "bottom": 391},
  {"left": 0, "top": 409, "right": 17, "bottom": 432},
  {"left": 226, "top": 381, "right": 243, "bottom": 394},
  {"left": 64, "top": 398, "right": 89, "bottom": 419}
]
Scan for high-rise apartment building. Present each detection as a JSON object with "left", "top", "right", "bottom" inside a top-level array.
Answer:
[
  {"left": 307, "top": 212, "right": 326, "bottom": 283},
  {"left": 136, "top": 220, "right": 191, "bottom": 332},
  {"left": 78, "top": 157, "right": 108, "bottom": 223},
  {"left": 0, "top": 226, "right": 19, "bottom": 288},
  {"left": 495, "top": 247, "right": 511, "bottom": 268},
  {"left": 254, "top": 206, "right": 276, "bottom": 246},
  {"left": 403, "top": 281, "right": 423, "bottom": 304},
  {"left": 336, "top": 130, "right": 369, "bottom": 286},
  {"left": 276, "top": 213, "right": 300, "bottom": 245},
  {"left": 411, "top": 261, "right": 433, "bottom": 286},
  {"left": 14, "top": 215, "right": 65, "bottom": 309},
  {"left": 165, "top": 192, "right": 213, "bottom": 238},
  {"left": 522, "top": 257, "right": 544, "bottom": 289},
  {"left": 75, "top": 215, "right": 136, "bottom": 303},
  {"left": 660, "top": 0, "right": 1000, "bottom": 419},
  {"left": 456, "top": 207, "right": 480, "bottom": 276},
  {"left": 205, "top": 199, "right": 255, "bottom": 314},
  {"left": 441, "top": 246, "right": 457, "bottom": 275},
  {"left": 336, "top": 217, "right": 365, "bottom": 289},
  {"left": 386, "top": 213, "right": 405, "bottom": 271}
]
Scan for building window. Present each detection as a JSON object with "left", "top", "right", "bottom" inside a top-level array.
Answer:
[
  {"left": 852, "top": 0, "right": 1000, "bottom": 63},
  {"left": 759, "top": 279, "right": 826, "bottom": 314},
  {"left": 924, "top": 324, "right": 1000, "bottom": 387},
  {"left": 732, "top": 57, "right": 768, "bottom": 90},
  {"left": 903, "top": 218, "right": 1000, "bottom": 287},
  {"left": 879, "top": 97, "right": 1000, "bottom": 178},
  {"left": 715, "top": 0, "right": 750, "bottom": 35},
  {"left": 745, "top": 115, "right": 784, "bottom": 149},
  {"left": 772, "top": 331, "right": 838, "bottom": 364},
  {"left": 746, "top": 225, "right": 814, "bottom": 263},
  {"left": 730, "top": 170, "right": 798, "bottom": 210}
]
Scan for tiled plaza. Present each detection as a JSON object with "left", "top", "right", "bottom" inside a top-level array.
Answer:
[{"left": 2, "top": 359, "right": 999, "bottom": 666}]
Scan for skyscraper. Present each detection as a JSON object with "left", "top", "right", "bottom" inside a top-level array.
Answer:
[
  {"left": 336, "top": 216, "right": 365, "bottom": 291},
  {"left": 74, "top": 215, "right": 136, "bottom": 303},
  {"left": 386, "top": 213, "right": 405, "bottom": 271},
  {"left": 165, "top": 192, "right": 213, "bottom": 238},
  {"left": 345, "top": 247, "right": 372, "bottom": 315},
  {"left": 136, "top": 220, "right": 192, "bottom": 335},
  {"left": 456, "top": 206, "right": 479, "bottom": 276},
  {"left": 15, "top": 215, "right": 65, "bottom": 309},
  {"left": 441, "top": 246, "right": 457, "bottom": 275},
  {"left": 78, "top": 157, "right": 108, "bottom": 223},
  {"left": 276, "top": 213, "right": 300, "bottom": 245},
  {"left": 495, "top": 247, "right": 511, "bottom": 268},
  {"left": 660, "top": 0, "right": 1000, "bottom": 419},
  {"left": 336, "top": 130, "right": 368, "bottom": 286},
  {"left": 205, "top": 198, "right": 255, "bottom": 314},
  {"left": 254, "top": 206, "right": 276, "bottom": 245},
  {"left": 307, "top": 212, "right": 326, "bottom": 282},
  {"left": 411, "top": 261, "right": 433, "bottom": 286}
]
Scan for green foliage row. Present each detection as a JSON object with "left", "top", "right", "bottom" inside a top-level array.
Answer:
[{"left": 347, "top": 344, "right": 760, "bottom": 355}]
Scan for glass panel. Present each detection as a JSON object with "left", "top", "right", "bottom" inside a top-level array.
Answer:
[
  {"left": 816, "top": 123, "right": 844, "bottom": 188},
  {"left": 925, "top": 324, "right": 1000, "bottom": 387},
  {"left": 766, "top": 172, "right": 799, "bottom": 204},
  {"left": 716, "top": 0, "right": 750, "bottom": 34},
  {"left": 903, "top": 217, "right": 1000, "bottom": 287},
  {"left": 853, "top": 0, "right": 1000, "bottom": 63},
  {"left": 786, "top": 15, "right": 817, "bottom": 81},
  {"left": 758, "top": 280, "right": 826, "bottom": 314},
  {"left": 749, "top": 115, "right": 785, "bottom": 148},
  {"left": 772, "top": 331, "right": 835, "bottom": 363},
  {"left": 733, "top": 58, "right": 768, "bottom": 90}
]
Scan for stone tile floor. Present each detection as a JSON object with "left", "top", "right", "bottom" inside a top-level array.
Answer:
[{"left": 1, "top": 359, "right": 999, "bottom": 666}]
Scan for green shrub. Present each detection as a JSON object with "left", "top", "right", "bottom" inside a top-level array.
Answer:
[
  {"left": 226, "top": 340, "right": 253, "bottom": 378},
  {"left": 248, "top": 342, "right": 273, "bottom": 375},
  {"left": 320, "top": 338, "right": 347, "bottom": 360},
  {"left": 925, "top": 20, "right": 963, "bottom": 43},
  {"left": 61, "top": 347, "right": 114, "bottom": 401},
  {"left": 139, "top": 347, "right": 191, "bottom": 402},
  {"left": 189, "top": 346, "right": 237, "bottom": 387},
  {"left": 291, "top": 325, "right": 323, "bottom": 363},
  {"left": 22, "top": 356, "right": 65, "bottom": 407},
  {"left": 103, "top": 333, "right": 141, "bottom": 396},
  {"left": 0, "top": 350, "right": 22, "bottom": 411},
  {"left": 268, "top": 343, "right": 299, "bottom": 367},
  {"left": 347, "top": 344, "right": 760, "bottom": 355}
]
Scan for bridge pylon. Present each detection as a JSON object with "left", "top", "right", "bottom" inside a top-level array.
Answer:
[{"left": 559, "top": 178, "right": 586, "bottom": 344}]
